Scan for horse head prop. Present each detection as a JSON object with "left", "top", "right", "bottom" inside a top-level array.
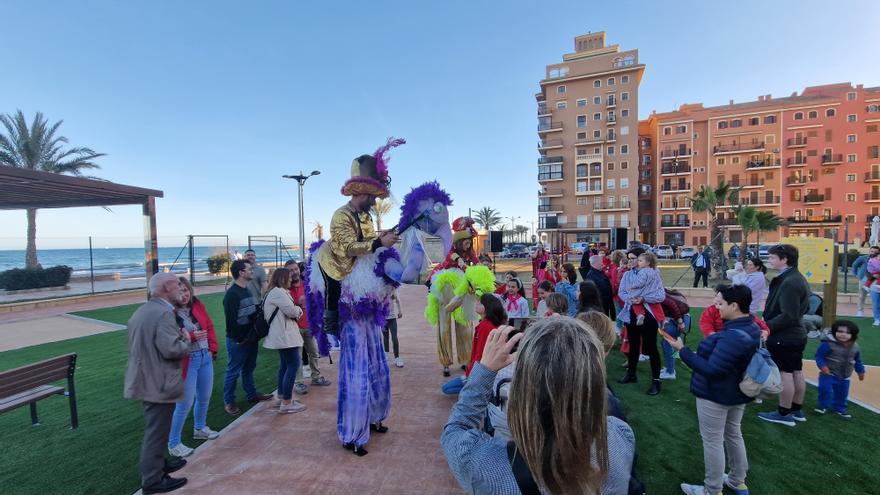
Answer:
[{"left": 396, "top": 181, "right": 452, "bottom": 284}]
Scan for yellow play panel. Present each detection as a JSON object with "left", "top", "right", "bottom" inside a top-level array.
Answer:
[{"left": 803, "top": 362, "right": 880, "bottom": 414}]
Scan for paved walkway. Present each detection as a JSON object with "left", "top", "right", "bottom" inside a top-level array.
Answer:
[{"left": 170, "top": 284, "right": 462, "bottom": 495}]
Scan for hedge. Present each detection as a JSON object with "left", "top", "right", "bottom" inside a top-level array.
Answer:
[
  {"left": 206, "top": 254, "right": 231, "bottom": 275},
  {"left": 0, "top": 265, "right": 73, "bottom": 291}
]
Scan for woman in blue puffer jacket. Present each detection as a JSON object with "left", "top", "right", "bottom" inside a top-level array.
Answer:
[{"left": 665, "top": 284, "right": 761, "bottom": 495}]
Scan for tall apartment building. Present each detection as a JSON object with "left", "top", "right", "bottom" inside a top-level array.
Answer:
[
  {"left": 638, "top": 119, "right": 657, "bottom": 245},
  {"left": 536, "top": 32, "right": 645, "bottom": 250},
  {"left": 646, "top": 82, "right": 880, "bottom": 247}
]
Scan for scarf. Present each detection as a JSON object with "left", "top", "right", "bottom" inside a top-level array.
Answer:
[{"left": 506, "top": 296, "right": 520, "bottom": 313}]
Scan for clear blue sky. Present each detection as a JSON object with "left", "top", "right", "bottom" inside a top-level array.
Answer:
[{"left": 1, "top": 0, "right": 877, "bottom": 249}]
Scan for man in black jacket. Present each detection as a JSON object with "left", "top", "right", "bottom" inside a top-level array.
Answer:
[
  {"left": 690, "top": 245, "right": 711, "bottom": 288},
  {"left": 757, "top": 244, "right": 811, "bottom": 427},
  {"left": 586, "top": 254, "right": 616, "bottom": 319}
]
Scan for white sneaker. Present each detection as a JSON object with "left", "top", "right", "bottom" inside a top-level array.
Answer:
[
  {"left": 659, "top": 370, "right": 676, "bottom": 380},
  {"left": 394, "top": 357, "right": 404, "bottom": 368},
  {"left": 168, "top": 443, "right": 194, "bottom": 458},
  {"left": 873, "top": 319, "right": 880, "bottom": 327},
  {"left": 639, "top": 354, "right": 650, "bottom": 362},
  {"left": 193, "top": 426, "right": 220, "bottom": 440},
  {"left": 278, "top": 401, "right": 307, "bottom": 414},
  {"left": 303, "top": 367, "right": 312, "bottom": 379},
  {"left": 856, "top": 310, "right": 865, "bottom": 317}
]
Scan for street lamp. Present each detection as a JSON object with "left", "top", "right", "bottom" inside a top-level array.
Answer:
[
  {"left": 507, "top": 215, "right": 520, "bottom": 243},
  {"left": 282, "top": 170, "right": 321, "bottom": 261}
]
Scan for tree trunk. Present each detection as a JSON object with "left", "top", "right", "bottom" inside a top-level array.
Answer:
[
  {"left": 25, "top": 208, "right": 39, "bottom": 269},
  {"left": 709, "top": 221, "right": 725, "bottom": 280}
]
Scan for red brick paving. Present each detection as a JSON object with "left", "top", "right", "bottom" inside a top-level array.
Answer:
[{"left": 172, "top": 284, "right": 463, "bottom": 494}]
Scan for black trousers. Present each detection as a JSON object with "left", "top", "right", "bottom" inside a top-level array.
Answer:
[
  {"left": 383, "top": 319, "right": 400, "bottom": 358},
  {"left": 626, "top": 309, "right": 661, "bottom": 380},
  {"left": 141, "top": 401, "right": 175, "bottom": 487},
  {"left": 693, "top": 268, "right": 708, "bottom": 288}
]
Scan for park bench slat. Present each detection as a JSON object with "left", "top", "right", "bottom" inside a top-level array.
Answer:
[
  {"left": 0, "top": 353, "right": 78, "bottom": 428},
  {"left": 0, "top": 368, "right": 72, "bottom": 397},
  {"left": 0, "top": 384, "right": 64, "bottom": 413},
  {"left": 0, "top": 354, "right": 74, "bottom": 382}
]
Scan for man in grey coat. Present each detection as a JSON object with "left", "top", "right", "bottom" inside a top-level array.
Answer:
[{"left": 124, "top": 273, "right": 191, "bottom": 494}]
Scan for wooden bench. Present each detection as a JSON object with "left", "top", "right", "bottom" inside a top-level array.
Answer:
[{"left": 0, "top": 353, "right": 79, "bottom": 429}]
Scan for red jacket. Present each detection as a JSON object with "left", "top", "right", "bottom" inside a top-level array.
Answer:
[
  {"left": 467, "top": 319, "right": 498, "bottom": 376},
  {"left": 289, "top": 282, "right": 309, "bottom": 329},
  {"left": 182, "top": 298, "right": 219, "bottom": 379},
  {"left": 699, "top": 304, "right": 769, "bottom": 338}
]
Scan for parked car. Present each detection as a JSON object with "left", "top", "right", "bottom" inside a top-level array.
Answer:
[
  {"left": 655, "top": 245, "right": 674, "bottom": 259},
  {"left": 507, "top": 244, "right": 528, "bottom": 258},
  {"left": 758, "top": 244, "right": 771, "bottom": 260},
  {"left": 498, "top": 248, "right": 512, "bottom": 259},
  {"left": 570, "top": 242, "right": 589, "bottom": 255},
  {"left": 628, "top": 241, "right": 652, "bottom": 253},
  {"left": 680, "top": 246, "right": 696, "bottom": 259}
]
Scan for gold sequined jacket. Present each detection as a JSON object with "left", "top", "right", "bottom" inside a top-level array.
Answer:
[{"left": 318, "top": 204, "right": 378, "bottom": 281}]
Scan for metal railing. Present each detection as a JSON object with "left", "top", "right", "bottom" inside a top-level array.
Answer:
[
  {"left": 821, "top": 154, "right": 844, "bottom": 164},
  {"left": 538, "top": 155, "right": 564, "bottom": 165},
  {"left": 538, "top": 139, "right": 563, "bottom": 148},
  {"left": 786, "top": 137, "right": 808, "bottom": 147},
  {"left": 538, "top": 121, "right": 563, "bottom": 132},
  {"left": 660, "top": 149, "right": 691, "bottom": 159},
  {"left": 786, "top": 215, "right": 842, "bottom": 224},
  {"left": 713, "top": 141, "right": 765, "bottom": 153}
]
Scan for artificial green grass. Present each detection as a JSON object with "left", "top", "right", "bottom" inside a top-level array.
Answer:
[
  {"left": 610, "top": 309, "right": 879, "bottom": 495},
  {"left": 0, "top": 293, "right": 281, "bottom": 494},
  {"left": 1, "top": 300, "right": 877, "bottom": 494}
]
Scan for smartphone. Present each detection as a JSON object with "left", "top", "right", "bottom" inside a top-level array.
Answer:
[{"left": 507, "top": 318, "right": 532, "bottom": 353}]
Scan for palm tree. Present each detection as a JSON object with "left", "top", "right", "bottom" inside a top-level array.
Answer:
[
  {"left": 734, "top": 206, "right": 758, "bottom": 262},
  {"left": 754, "top": 211, "right": 783, "bottom": 251},
  {"left": 690, "top": 179, "right": 741, "bottom": 279},
  {"left": 370, "top": 198, "right": 394, "bottom": 231},
  {"left": 474, "top": 207, "right": 502, "bottom": 231},
  {"left": 311, "top": 221, "right": 324, "bottom": 241},
  {"left": 0, "top": 110, "right": 105, "bottom": 269}
]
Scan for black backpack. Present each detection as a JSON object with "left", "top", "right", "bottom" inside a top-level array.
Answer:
[{"left": 252, "top": 294, "right": 280, "bottom": 341}]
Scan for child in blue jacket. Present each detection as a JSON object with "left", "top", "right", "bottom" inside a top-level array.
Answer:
[{"left": 815, "top": 320, "right": 866, "bottom": 418}]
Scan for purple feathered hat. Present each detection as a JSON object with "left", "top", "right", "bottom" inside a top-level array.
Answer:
[{"left": 340, "top": 137, "right": 406, "bottom": 199}]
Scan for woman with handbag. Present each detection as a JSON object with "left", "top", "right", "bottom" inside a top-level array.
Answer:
[
  {"left": 263, "top": 268, "right": 305, "bottom": 414},
  {"left": 663, "top": 284, "right": 760, "bottom": 495}
]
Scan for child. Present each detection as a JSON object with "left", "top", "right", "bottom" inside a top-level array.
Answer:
[
  {"left": 545, "top": 293, "right": 569, "bottom": 317},
  {"left": 502, "top": 278, "right": 529, "bottom": 318},
  {"left": 863, "top": 257, "right": 880, "bottom": 292},
  {"left": 814, "top": 320, "right": 866, "bottom": 418},
  {"left": 626, "top": 252, "right": 665, "bottom": 326},
  {"left": 441, "top": 293, "right": 507, "bottom": 394},
  {"left": 383, "top": 288, "right": 404, "bottom": 368},
  {"left": 495, "top": 270, "right": 517, "bottom": 295},
  {"left": 535, "top": 280, "right": 555, "bottom": 317}
]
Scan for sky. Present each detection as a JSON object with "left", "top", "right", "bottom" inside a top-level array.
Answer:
[{"left": 1, "top": 0, "right": 878, "bottom": 249}]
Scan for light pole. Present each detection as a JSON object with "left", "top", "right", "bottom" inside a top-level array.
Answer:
[
  {"left": 282, "top": 170, "right": 321, "bottom": 260},
  {"left": 507, "top": 215, "right": 520, "bottom": 243}
]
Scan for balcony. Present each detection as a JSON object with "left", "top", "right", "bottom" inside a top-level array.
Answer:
[
  {"left": 538, "top": 188, "right": 564, "bottom": 197},
  {"left": 538, "top": 172, "right": 563, "bottom": 181},
  {"left": 661, "top": 219, "right": 690, "bottom": 228},
  {"left": 538, "top": 204, "right": 564, "bottom": 213},
  {"left": 575, "top": 152, "right": 604, "bottom": 163},
  {"left": 606, "top": 132, "right": 617, "bottom": 142},
  {"left": 821, "top": 154, "right": 844, "bottom": 165},
  {"left": 786, "top": 137, "right": 808, "bottom": 148},
  {"left": 538, "top": 105, "right": 550, "bottom": 116},
  {"left": 539, "top": 216, "right": 559, "bottom": 230},
  {"left": 538, "top": 139, "right": 563, "bottom": 150},
  {"left": 866, "top": 192, "right": 880, "bottom": 202},
  {"left": 730, "top": 178, "right": 765, "bottom": 188},
  {"left": 746, "top": 158, "right": 781, "bottom": 169},
  {"left": 713, "top": 141, "right": 765, "bottom": 154},
  {"left": 661, "top": 182, "right": 691, "bottom": 193},
  {"left": 606, "top": 97, "right": 616, "bottom": 108},
  {"left": 537, "top": 155, "right": 564, "bottom": 165},
  {"left": 538, "top": 121, "right": 563, "bottom": 133},
  {"left": 715, "top": 218, "right": 740, "bottom": 226},
  {"left": 786, "top": 176, "right": 809, "bottom": 186},
  {"left": 575, "top": 136, "right": 606, "bottom": 145},
  {"left": 660, "top": 200, "right": 691, "bottom": 210},
  {"left": 785, "top": 215, "right": 842, "bottom": 224},
  {"left": 661, "top": 164, "right": 692, "bottom": 175},
  {"left": 786, "top": 157, "right": 809, "bottom": 167},
  {"left": 661, "top": 149, "right": 692, "bottom": 160},
  {"left": 606, "top": 115, "right": 617, "bottom": 125},
  {"left": 595, "top": 200, "right": 632, "bottom": 211},
  {"left": 638, "top": 189, "right": 652, "bottom": 198},
  {"left": 731, "top": 196, "right": 781, "bottom": 206},
  {"left": 866, "top": 172, "right": 880, "bottom": 182},
  {"left": 804, "top": 194, "right": 825, "bottom": 203}
]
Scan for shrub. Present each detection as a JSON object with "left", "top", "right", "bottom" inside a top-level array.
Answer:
[
  {"left": 206, "top": 254, "right": 231, "bottom": 275},
  {"left": 0, "top": 265, "right": 73, "bottom": 291}
]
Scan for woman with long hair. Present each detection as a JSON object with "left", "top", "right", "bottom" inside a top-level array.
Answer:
[
  {"left": 167, "top": 277, "right": 220, "bottom": 458},
  {"left": 442, "top": 318, "right": 635, "bottom": 494},
  {"left": 263, "top": 268, "right": 305, "bottom": 414},
  {"left": 441, "top": 293, "right": 508, "bottom": 395},
  {"left": 555, "top": 262, "right": 579, "bottom": 317},
  {"left": 578, "top": 280, "right": 605, "bottom": 314}
]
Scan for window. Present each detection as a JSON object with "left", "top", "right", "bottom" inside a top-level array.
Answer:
[
  {"left": 847, "top": 134, "right": 857, "bottom": 143},
  {"left": 621, "top": 161, "right": 628, "bottom": 169},
  {"left": 621, "top": 92, "right": 630, "bottom": 101},
  {"left": 808, "top": 110, "right": 818, "bottom": 119},
  {"left": 848, "top": 154, "right": 856, "bottom": 163},
  {"left": 848, "top": 193, "right": 857, "bottom": 202},
  {"left": 577, "top": 164, "right": 588, "bottom": 177},
  {"left": 764, "top": 115, "right": 777, "bottom": 124},
  {"left": 577, "top": 215, "right": 588, "bottom": 227},
  {"left": 577, "top": 131, "right": 586, "bottom": 139},
  {"left": 847, "top": 173, "right": 856, "bottom": 182},
  {"left": 621, "top": 144, "right": 629, "bottom": 154},
  {"left": 663, "top": 126, "right": 671, "bottom": 135},
  {"left": 593, "top": 130, "right": 601, "bottom": 138},
  {"left": 577, "top": 197, "right": 587, "bottom": 206},
  {"left": 594, "top": 216, "right": 602, "bottom": 228},
  {"left": 608, "top": 77, "right": 615, "bottom": 86},
  {"left": 607, "top": 162, "right": 615, "bottom": 171},
  {"left": 577, "top": 99, "right": 587, "bottom": 107},
  {"left": 847, "top": 92, "right": 856, "bottom": 101},
  {"left": 718, "top": 158, "right": 725, "bottom": 165},
  {"left": 557, "top": 101, "right": 567, "bottom": 110},
  {"left": 607, "top": 146, "right": 615, "bottom": 155},
  {"left": 577, "top": 181, "right": 588, "bottom": 193},
  {"left": 794, "top": 112, "right": 804, "bottom": 120},
  {"left": 731, "top": 119, "right": 742, "bottom": 128},
  {"left": 622, "top": 75, "right": 629, "bottom": 83},
  {"left": 607, "top": 179, "right": 616, "bottom": 190},
  {"left": 621, "top": 109, "right": 629, "bottom": 117},
  {"left": 577, "top": 115, "right": 587, "bottom": 128},
  {"left": 620, "top": 178, "right": 629, "bottom": 189},
  {"left": 620, "top": 125, "right": 629, "bottom": 135},
  {"left": 718, "top": 121, "right": 728, "bottom": 129},
  {"left": 593, "top": 80, "right": 601, "bottom": 88},
  {"left": 732, "top": 157, "right": 740, "bottom": 164},
  {"left": 869, "top": 105, "right": 880, "bottom": 113},
  {"left": 848, "top": 114, "right": 857, "bottom": 123},
  {"left": 749, "top": 117, "right": 759, "bottom": 126},
  {"left": 677, "top": 125, "right": 687, "bottom": 134},
  {"left": 826, "top": 108, "right": 836, "bottom": 117},
  {"left": 558, "top": 85, "right": 566, "bottom": 94},
  {"left": 593, "top": 96, "right": 601, "bottom": 105},
  {"left": 593, "top": 112, "right": 601, "bottom": 121}
]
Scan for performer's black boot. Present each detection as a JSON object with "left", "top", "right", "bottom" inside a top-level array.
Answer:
[
  {"left": 323, "top": 310, "right": 339, "bottom": 337},
  {"left": 343, "top": 443, "right": 368, "bottom": 456},
  {"left": 370, "top": 422, "right": 389, "bottom": 433}
]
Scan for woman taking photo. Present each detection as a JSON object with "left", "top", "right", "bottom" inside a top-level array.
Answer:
[
  {"left": 664, "top": 284, "right": 760, "bottom": 495},
  {"left": 263, "top": 268, "right": 306, "bottom": 414},
  {"left": 167, "top": 277, "right": 220, "bottom": 458},
  {"left": 731, "top": 257, "right": 768, "bottom": 314},
  {"left": 442, "top": 318, "right": 635, "bottom": 495}
]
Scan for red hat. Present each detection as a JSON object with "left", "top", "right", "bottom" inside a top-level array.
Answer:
[{"left": 452, "top": 217, "right": 477, "bottom": 243}]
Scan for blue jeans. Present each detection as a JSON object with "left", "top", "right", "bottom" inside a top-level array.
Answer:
[
  {"left": 661, "top": 314, "right": 691, "bottom": 374},
  {"left": 817, "top": 373, "right": 851, "bottom": 413},
  {"left": 277, "top": 347, "right": 302, "bottom": 401},
  {"left": 442, "top": 376, "right": 465, "bottom": 395},
  {"left": 169, "top": 348, "right": 213, "bottom": 448},
  {"left": 871, "top": 290, "right": 880, "bottom": 321},
  {"left": 223, "top": 338, "right": 259, "bottom": 405}
]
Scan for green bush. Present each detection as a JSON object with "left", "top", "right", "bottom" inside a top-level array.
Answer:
[
  {"left": 839, "top": 249, "right": 863, "bottom": 270},
  {"left": 0, "top": 265, "right": 73, "bottom": 291},
  {"left": 206, "top": 254, "right": 231, "bottom": 275}
]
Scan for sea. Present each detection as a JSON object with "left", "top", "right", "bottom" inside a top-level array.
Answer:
[{"left": 0, "top": 245, "right": 302, "bottom": 278}]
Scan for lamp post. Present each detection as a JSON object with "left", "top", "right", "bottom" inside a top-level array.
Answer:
[
  {"left": 282, "top": 170, "right": 321, "bottom": 260},
  {"left": 507, "top": 215, "right": 520, "bottom": 244}
]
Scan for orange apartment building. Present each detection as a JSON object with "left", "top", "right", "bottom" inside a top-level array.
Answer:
[
  {"left": 638, "top": 119, "right": 657, "bottom": 245},
  {"left": 646, "top": 83, "right": 880, "bottom": 248},
  {"left": 536, "top": 32, "right": 645, "bottom": 251}
]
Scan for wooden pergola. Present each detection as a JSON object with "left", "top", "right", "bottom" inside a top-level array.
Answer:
[{"left": 0, "top": 166, "right": 164, "bottom": 287}]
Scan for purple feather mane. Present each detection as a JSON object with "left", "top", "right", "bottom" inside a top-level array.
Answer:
[
  {"left": 303, "top": 240, "right": 331, "bottom": 356},
  {"left": 398, "top": 181, "right": 452, "bottom": 230},
  {"left": 373, "top": 137, "right": 406, "bottom": 181}
]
